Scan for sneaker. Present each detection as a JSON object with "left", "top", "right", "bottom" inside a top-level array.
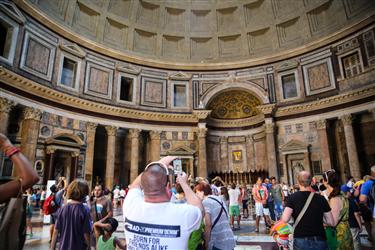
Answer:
[{"left": 255, "top": 229, "right": 259, "bottom": 233}]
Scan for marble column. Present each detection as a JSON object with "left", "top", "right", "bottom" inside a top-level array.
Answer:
[
  {"left": 105, "top": 126, "right": 117, "bottom": 190},
  {"left": 246, "top": 135, "right": 255, "bottom": 172},
  {"left": 316, "top": 120, "right": 332, "bottom": 171},
  {"left": 340, "top": 114, "right": 361, "bottom": 180},
  {"left": 44, "top": 147, "right": 55, "bottom": 184},
  {"left": 84, "top": 122, "right": 97, "bottom": 187},
  {"left": 149, "top": 131, "right": 161, "bottom": 162},
  {"left": 197, "top": 127, "right": 208, "bottom": 178},
  {"left": 129, "top": 129, "right": 141, "bottom": 182},
  {"left": 20, "top": 107, "right": 42, "bottom": 166},
  {"left": 220, "top": 136, "right": 228, "bottom": 173},
  {"left": 265, "top": 122, "right": 278, "bottom": 179},
  {"left": 0, "top": 97, "right": 15, "bottom": 134},
  {"left": 70, "top": 151, "right": 79, "bottom": 183}
]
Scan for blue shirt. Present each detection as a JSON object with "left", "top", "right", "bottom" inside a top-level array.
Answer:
[{"left": 361, "top": 179, "right": 374, "bottom": 210}]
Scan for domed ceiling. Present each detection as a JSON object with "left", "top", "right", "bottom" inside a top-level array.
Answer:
[
  {"left": 19, "top": 0, "right": 375, "bottom": 69},
  {"left": 208, "top": 90, "right": 261, "bottom": 119}
]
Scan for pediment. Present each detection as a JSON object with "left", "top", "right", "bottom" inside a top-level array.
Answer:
[
  {"left": 276, "top": 60, "right": 299, "bottom": 72},
  {"left": 167, "top": 145, "right": 195, "bottom": 155},
  {"left": 169, "top": 72, "right": 192, "bottom": 80},
  {"left": 280, "top": 140, "right": 307, "bottom": 152},
  {"left": 59, "top": 43, "right": 86, "bottom": 58},
  {"left": 117, "top": 64, "right": 141, "bottom": 75},
  {"left": 0, "top": 1, "right": 26, "bottom": 24}
]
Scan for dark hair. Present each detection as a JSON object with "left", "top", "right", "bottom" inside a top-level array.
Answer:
[
  {"left": 270, "top": 177, "right": 276, "bottom": 181},
  {"left": 323, "top": 170, "right": 341, "bottom": 199},
  {"left": 105, "top": 218, "right": 119, "bottom": 233},
  {"left": 220, "top": 186, "right": 229, "bottom": 201},
  {"left": 50, "top": 184, "right": 57, "bottom": 193},
  {"left": 194, "top": 183, "right": 212, "bottom": 196},
  {"left": 176, "top": 183, "right": 184, "bottom": 194},
  {"left": 231, "top": 183, "right": 236, "bottom": 189}
]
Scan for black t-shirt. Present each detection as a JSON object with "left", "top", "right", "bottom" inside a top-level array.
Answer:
[
  {"left": 286, "top": 191, "right": 331, "bottom": 239},
  {"left": 348, "top": 197, "right": 360, "bottom": 228}
]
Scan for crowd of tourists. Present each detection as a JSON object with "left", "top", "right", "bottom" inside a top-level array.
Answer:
[{"left": 1, "top": 132, "right": 375, "bottom": 250}]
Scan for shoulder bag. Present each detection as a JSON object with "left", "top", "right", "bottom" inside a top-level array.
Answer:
[
  {"left": 288, "top": 192, "right": 315, "bottom": 248},
  {"left": 208, "top": 197, "right": 228, "bottom": 230},
  {"left": 0, "top": 178, "right": 27, "bottom": 250},
  {"left": 325, "top": 205, "right": 347, "bottom": 250}
]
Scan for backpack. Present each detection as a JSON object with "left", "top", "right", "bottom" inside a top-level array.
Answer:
[
  {"left": 42, "top": 194, "right": 57, "bottom": 215},
  {"left": 368, "top": 180, "right": 375, "bottom": 208}
]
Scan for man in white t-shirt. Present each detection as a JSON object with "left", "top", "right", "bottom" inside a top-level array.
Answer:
[
  {"left": 123, "top": 156, "right": 204, "bottom": 250},
  {"left": 228, "top": 183, "right": 241, "bottom": 229}
]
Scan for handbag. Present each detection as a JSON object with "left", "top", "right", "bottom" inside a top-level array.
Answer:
[
  {"left": 0, "top": 178, "right": 27, "bottom": 250},
  {"left": 325, "top": 210, "right": 346, "bottom": 250}
]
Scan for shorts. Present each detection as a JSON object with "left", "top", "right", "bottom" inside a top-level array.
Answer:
[
  {"left": 50, "top": 214, "right": 56, "bottom": 224},
  {"left": 242, "top": 199, "right": 248, "bottom": 208},
  {"left": 26, "top": 206, "right": 33, "bottom": 219},
  {"left": 229, "top": 205, "right": 240, "bottom": 216},
  {"left": 255, "top": 203, "right": 264, "bottom": 216}
]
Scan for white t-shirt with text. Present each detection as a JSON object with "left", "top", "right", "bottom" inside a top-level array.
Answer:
[{"left": 123, "top": 188, "right": 202, "bottom": 250}]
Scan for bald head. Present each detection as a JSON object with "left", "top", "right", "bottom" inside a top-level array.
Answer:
[
  {"left": 297, "top": 171, "right": 312, "bottom": 187},
  {"left": 141, "top": 164, "right": 168, "bottom": 199}
]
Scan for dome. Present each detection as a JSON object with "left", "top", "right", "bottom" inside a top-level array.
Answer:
[{"left": 17, "top": 0, "right": 375, "bottom": 69}]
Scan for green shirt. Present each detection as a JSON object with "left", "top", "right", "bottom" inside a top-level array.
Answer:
[{"left": 97, "top": 235, "right": 115, "bottom": 250}]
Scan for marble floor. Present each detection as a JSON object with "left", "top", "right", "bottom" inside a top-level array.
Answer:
[{"left": 24, "top": 207, "right": 372, "bottom": 250}]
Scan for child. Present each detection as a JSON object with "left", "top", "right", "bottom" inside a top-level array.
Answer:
[
  {"left": 94, "top": 218, "right": 126, "bottom": 250},
  {"left": 50, "top": 180, "right": 91, "bottom": 250}
]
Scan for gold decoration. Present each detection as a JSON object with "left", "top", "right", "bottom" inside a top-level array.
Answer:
[
  {"left": 232, "top": 150, "right": 242, "bottom": 162},
  {"left": 208, "top": 90, "right": 261, "bottom": 119}
]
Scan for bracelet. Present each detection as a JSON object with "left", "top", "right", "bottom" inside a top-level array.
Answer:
[{"left": 5, "top": 146, "right": 21, "bottom": 158}]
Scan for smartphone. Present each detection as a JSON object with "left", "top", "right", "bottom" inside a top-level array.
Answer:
[{"left": 172, "top": 158, "right": 182, "bottom": 175}]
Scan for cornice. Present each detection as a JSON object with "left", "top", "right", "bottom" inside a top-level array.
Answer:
[
  {"left": 207, "top": 114, "right": 264, "bottom": 128},
  {"left": 0, "top": 67, "right": 200, "bottom": 123},
  {"left": 275, "top": 85, "right": 375, "bottom": 117},
  {"left": 13, "top": 0, "right": 375, "bottom": 71}
]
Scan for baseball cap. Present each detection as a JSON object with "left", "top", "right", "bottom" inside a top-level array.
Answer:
[{"left": 341, "top": 184, "right": 351, "bottom": 193}]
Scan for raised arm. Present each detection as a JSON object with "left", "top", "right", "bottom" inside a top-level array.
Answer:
[
  {"left": 177, "top": 172, "right": 204, "bottom": 216},
  {"left": 0, "top": 133, "right": 39, "bottom": 203}
]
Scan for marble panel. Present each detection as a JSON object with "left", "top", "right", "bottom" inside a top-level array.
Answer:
[
  {"left": 20, "top": 30, "right": 56, "bottom": 81},
  {"left": 140, "top": 76, "right": 167, "bottom": 107},
  {"left": 303, "top": 57, "right": 335, "bottom": 95},
  {"left": 84, "top": 62, "right": 113, "bottom": 99}
]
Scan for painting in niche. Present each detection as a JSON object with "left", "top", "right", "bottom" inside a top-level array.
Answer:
[
  {"left": 232, "top": 150, "right": 242, "bottom": 162},
  {"left": 307, "top": 62, "right": 331, "bottom": 91}
]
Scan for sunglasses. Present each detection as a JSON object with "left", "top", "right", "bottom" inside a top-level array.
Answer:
[{"left": 144, "top": 161, "right": 169, "bottom": 176}]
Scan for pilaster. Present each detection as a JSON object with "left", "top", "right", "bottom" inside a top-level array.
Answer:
[
  {"left": 316, "top": 119, "right": 332, "bottom": 172},
  {"left": 265, "top": 120, "right": 278, "bottom": 179},
  {"left": 149, "top": 130, "right": 161, "bottom": 162},
  {"left": 84, "top": 122, "right": 97, "bottom": 187},
  {"left": 129, "top": 129, "right": 141, "bottom": 182},
  {"left": 197, "top": 127, "right": 208, "bottom": 178},
  {"left": 105, "top": 126, "right": 117, "bottom": 190}
]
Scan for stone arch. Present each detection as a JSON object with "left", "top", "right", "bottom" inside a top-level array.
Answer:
[{"left": 200, "top": 81, "right": 269, "bottom": 108}]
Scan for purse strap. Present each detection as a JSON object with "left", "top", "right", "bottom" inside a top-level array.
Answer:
[
  {"left": 208, "top": 197, "right": 228, "bottom": 230},
  {"left": 294, "top": 192, "right": 314, "bottom": 230}
]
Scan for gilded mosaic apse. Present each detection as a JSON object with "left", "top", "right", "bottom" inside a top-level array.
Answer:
[{"left": 208, "top": 90, "right": 261, "bottom": 119}]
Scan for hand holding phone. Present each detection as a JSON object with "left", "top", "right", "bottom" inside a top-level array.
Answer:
[{"left": 172, "top": 158, "right": 182, "bottom": 175}]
